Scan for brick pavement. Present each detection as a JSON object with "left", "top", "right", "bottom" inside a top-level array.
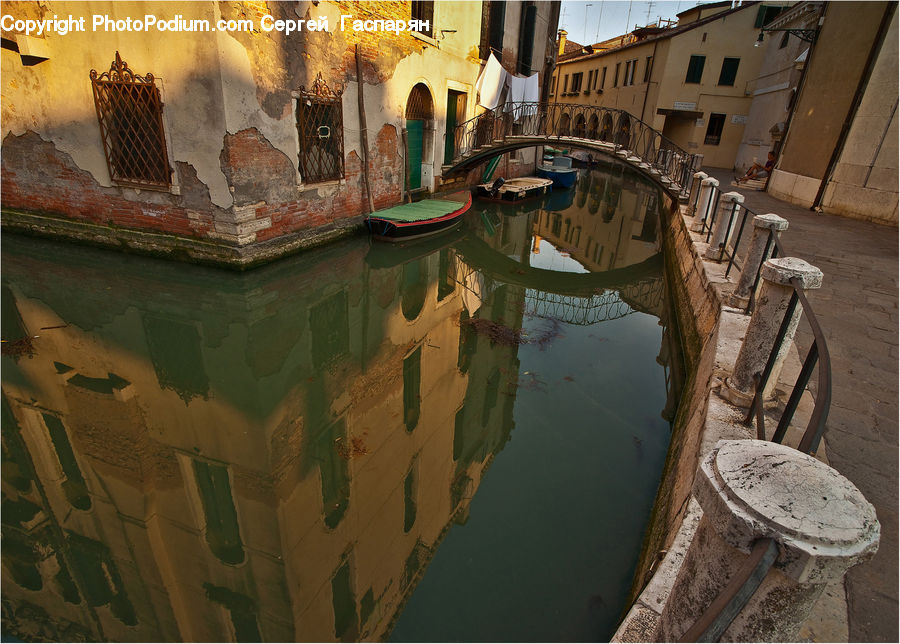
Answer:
[{"left": 706, "top": 168, "right": 899, "bottom": 642}]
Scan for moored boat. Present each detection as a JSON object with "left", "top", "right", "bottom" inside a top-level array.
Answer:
[
  {"left": 536, "top": 156, "right": 578, "bottom": 188},
  {"left": 475, "top": 176, "right": 553, "bottom": 202},
  {"left": 366, "top": 191, "right": 472, "bottom": 242}
]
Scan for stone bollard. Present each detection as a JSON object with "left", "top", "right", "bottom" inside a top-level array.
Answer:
[
  {"left": 729, "top": 213, "right": 788, "bottom": 309},
  {"left": 687, "top": 171, "right": 708, "bottom": 215},
  {"left": 705, "top": 192, "right": 744, "bottom": 261},
  {"left": 656, "top": 439, "right": 879, "bottom": 642},
  {"left": 722, "top": 257, "right": 823, "bottom": 407},
  {"left": 691, "top": 177, "right": 719, "bottom": 232}
]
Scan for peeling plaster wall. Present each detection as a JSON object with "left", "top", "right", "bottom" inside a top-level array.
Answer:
[{"left": 1, "top": 0, "right": 554, "bottom": 260}]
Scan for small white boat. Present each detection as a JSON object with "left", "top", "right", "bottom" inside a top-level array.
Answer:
[{"left": 475, "top": 177, "right": 553, "bottom": 202}]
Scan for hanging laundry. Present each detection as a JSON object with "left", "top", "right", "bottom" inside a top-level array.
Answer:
[
  {"left": 522, "top": 73, "right": 540, "bottom": 116},
  {"left": 504, "top": 74, "right": 528, "bottom": 114},
  {"left": 476, "top": 52, "right": 507, "bottom": 110}
]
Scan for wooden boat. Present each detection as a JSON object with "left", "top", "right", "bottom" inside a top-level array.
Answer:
[
  {"left": 536, "top": 156, "right": 578, "bottom": 188},
  {"left": 366, "top": 191, "right": 472, "bottom": 242},
  {"left": 475, "top": 177, "right": 553, "bottom": 202}
]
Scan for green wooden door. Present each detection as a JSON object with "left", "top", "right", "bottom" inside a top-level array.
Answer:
[
  {"left": 444, "top": 91, "right": 467, "bottom": 165},
  {"left": 406, "top": 119, "right": 423, "bottom": 190}
]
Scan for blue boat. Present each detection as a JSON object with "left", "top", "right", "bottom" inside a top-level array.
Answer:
[{"left": 536, "top": 156, "right": 578, "bottom": 188}]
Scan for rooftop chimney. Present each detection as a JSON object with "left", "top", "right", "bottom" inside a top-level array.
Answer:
[{"left": 558, "top": 29, "right": 568, "bottom": 57}]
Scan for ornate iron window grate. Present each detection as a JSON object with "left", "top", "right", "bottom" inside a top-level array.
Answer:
[
  {"left": 297, "top": 73, "right": 344, "bottom": 184},
  {"left": 90, "top": 52, "right": 171, "bottom": 189}
]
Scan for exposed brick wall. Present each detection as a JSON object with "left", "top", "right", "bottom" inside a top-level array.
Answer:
[
  {"left": 220, "top": 128, "right": 297, "bottom": 207},
  {"left": 1, "top": 121, "right": 405, "bottom": 248},
  {"left": 333, "top": 1, "right": 424, "bottom": 84},
  {"left": 1, "top": 131, "right": 217, "bottom": 239}
]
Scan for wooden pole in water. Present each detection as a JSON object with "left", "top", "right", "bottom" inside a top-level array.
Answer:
[
  {"left": 355, "top": 44, "right": 375, "bottom": 214},
  {"left": 401, "top": 128, "right": 411, "bottom": 203}
]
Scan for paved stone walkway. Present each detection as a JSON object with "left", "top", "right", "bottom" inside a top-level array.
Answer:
[{"left": 706, "top": 169, "right": 899, "bottom": 642}]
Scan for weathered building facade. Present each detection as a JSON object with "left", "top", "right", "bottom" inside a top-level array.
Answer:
[
  {"left": 764, "top": 1, "right": 898, "bottom": 224},
  {"left": 1, "top": 1, "right": 560, "bottom": 267},
  {"left": 733, "top": 2, "right": 823, "bottom": 171},
  {"left": 550, "top": 1, "right": 783, "bottom": 168}
]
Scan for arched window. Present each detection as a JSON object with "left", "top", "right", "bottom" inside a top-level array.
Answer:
[
  {"left": 615, "top": 114, "right": 632, "bottom": 147},
  {"left": 588, "top": 114, "right": 599, "bottom": 139},
  {"left": 600, "top": 113, "right": 614, "bottom": 141}
]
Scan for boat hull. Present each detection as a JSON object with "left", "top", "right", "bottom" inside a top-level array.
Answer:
[
  {"left": 366, "top": 192, "right": 472, "bottom": 242},
  {"left": 475, "top": 177, "right": 553, "bottom": 203},
  {"left": 536, "top": 165, "right": 577, "bottom": 188}
]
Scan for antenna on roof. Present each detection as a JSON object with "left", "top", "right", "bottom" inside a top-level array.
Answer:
[{"left": 594, "top": 2, "right": 605, "bottom": 41}]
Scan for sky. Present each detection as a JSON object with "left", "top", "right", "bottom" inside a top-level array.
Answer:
[{"left": 558, "top": 0, "right": 722, "bottom": 46}]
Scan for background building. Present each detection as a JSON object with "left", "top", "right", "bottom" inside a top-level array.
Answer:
[
  {"left": 733, "top": 2, "right": 823, "bottom": 171},
  {"left": 763, "top": 1, "right": 898, "bottom": 224},
  {"left": 550, "top": 1, "right": 787, "bottom": 168}
]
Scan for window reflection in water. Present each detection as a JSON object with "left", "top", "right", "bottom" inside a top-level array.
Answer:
[{"left": 1, "top": 161, "right": 684, "bottom": 642}]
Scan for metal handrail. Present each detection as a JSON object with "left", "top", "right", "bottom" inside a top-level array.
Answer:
[
  {"left": 678, "top": 174, "right": 834, "bottom": 642},
  {"left": 445, "top": 102, "right": 699, "bottom": 193},
  {"left": 678, "top": 538, "right": 779, "bottom": 642}
]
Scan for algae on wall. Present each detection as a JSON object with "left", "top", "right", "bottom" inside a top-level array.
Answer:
[{"left": 621, "top": 197, "right": 720, "bottom": 611}]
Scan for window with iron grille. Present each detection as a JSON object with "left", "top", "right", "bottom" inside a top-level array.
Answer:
[
  {"left": 90, "top": 52, "right": 171, "bottom": 189},
  {"left": 297, "top": 73, "right": 344, "bottom": 184}
]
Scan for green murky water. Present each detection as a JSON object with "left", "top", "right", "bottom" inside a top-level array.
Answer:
[{"left": 1, "top": 161, "right": 683, "bottom": 642}]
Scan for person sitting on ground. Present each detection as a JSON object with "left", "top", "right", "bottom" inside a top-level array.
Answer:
[{"left": 738, "top": 151, "right": 775, "bottom": 183}]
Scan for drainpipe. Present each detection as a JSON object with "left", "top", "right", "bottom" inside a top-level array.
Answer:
[
  {"left": 810, "top": 1, "right": 896, "bottom": 211},
  {"left": 639, "top": 39, "right": 659, "bottom": 123},
  {"left": 355, "top": 44, "right": 376, "bottom": 214}
]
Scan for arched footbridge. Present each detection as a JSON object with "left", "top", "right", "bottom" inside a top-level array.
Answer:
[{"left": 442, "top": 102, "right": 701, "bottom": 200}]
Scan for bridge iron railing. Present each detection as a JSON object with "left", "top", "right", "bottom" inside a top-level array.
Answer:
[{"left": 446, "top": 102, "right": 701, "bottom": 195}]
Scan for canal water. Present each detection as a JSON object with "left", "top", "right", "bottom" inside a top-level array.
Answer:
[{"left": 1, "top": 161, "right": 683, "bottom": 642}]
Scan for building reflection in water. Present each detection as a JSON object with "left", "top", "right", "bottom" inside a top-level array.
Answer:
[{"left": 1, "top": 162, "right": 684, "bottom": 642}]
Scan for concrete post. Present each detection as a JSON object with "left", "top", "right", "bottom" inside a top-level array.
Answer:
[
  {"left": 729, "top": 213, "right": 789, "bottom": 309},
  {"left": 705, "top": 192, "right": 744, "bottom": 261},
  {"left": 691, "top": 177, "right": 719, "bottom": 232},
  {"left": 722, "top": 257, "right": 823, "bottom": 407},
  {"left": 687, "top": 171, "right": 708, "bottom": 215},
  {"left": 656, "top": 439, "right": 879, "bottom": 642}
]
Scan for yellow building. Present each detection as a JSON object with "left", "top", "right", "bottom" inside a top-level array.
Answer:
[{"left": 551, "top": 1, "right": 789, "bottom": 168}]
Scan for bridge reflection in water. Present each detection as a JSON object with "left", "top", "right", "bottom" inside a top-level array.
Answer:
[{"left": 1, "top": 163, "right": 684, "bottom": 642}]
